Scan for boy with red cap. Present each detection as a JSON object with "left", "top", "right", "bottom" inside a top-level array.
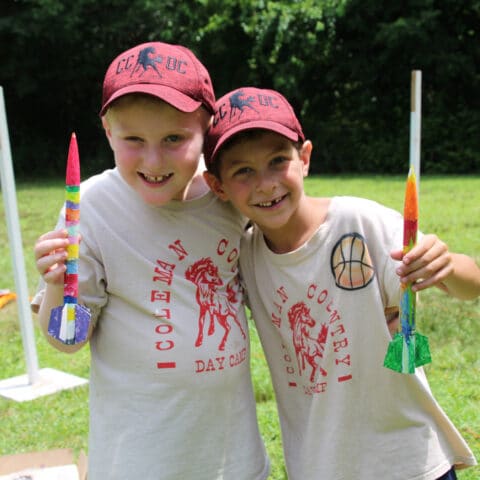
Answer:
[
  {"left": 32, "top": 46, "right": 269, "bottom": 480},
  {"left": 204, "top": 87, "right": 480, "bottom": 480}
]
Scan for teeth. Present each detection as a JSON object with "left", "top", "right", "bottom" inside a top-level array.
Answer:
[
  {"left": 143, "top": 173, "right": 171, "bottom": 182},
  {"left": 258, "top": 197, "right": 282, "bottom": 207}
]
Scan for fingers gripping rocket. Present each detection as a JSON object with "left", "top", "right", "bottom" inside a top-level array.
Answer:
[{"left": 48, "top": 133, "right": 91, "bottom": 344}]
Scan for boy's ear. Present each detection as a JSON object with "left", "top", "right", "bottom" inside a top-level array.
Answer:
[
  {"left": 203, "top": 171, "right": 229, "bottom": 202},
  {"left": 101, "top": 116, "right": 114, "bottom": 148},
  {"left": 300, "top": 140, "right": 313, "bottom": 176}
]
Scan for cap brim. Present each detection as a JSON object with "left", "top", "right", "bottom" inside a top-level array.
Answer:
[
  {"left": 209, "top": 120, "right": 300, "bottom": 164},
  {"left": 100, "top": 84, "right": 203, "bottom": 116}
]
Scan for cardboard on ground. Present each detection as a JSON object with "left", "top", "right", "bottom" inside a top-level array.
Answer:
[{"left": 0, "top": 449, "right": 87, "bottom": 480}]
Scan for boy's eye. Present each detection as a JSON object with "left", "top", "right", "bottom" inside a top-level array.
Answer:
[
  {"left": 165, "top": 134, "right": 181, "bottom": 143},
  {"left": 124, "top": 136, "right": 143, "bottom": 143},
  {"left": 271, "top": 155, "right": 288, "bottom": 166},
  {"left": 233, "top": 166, "right": 253, "bottom": 176}
]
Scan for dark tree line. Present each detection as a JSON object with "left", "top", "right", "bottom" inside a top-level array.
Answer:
[{"left": 1, "top": 0, "right": 478, "bottom": 178}]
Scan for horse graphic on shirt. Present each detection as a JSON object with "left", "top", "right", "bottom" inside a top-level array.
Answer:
[
  {"left": 288, "top": 302, "right": 329, "bottom": 382},
  {"left": 186, "top": 257, "right": 246, "bottom": 351}
]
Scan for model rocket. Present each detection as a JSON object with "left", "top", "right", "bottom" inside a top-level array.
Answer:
[
  {"left": 48, "top": 133, "right": 91, "bottom": 344},
  {"left": 383, "top": 166, "right": 431, "bottom": 373}
]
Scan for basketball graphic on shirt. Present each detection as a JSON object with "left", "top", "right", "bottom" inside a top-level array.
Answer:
[{"left": 330, "top": 233, "right": 375, "bottom": 290}]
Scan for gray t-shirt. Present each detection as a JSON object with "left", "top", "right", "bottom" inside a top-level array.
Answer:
[{"left": 34, "top": 168, "right": 269, "bottom": 480}]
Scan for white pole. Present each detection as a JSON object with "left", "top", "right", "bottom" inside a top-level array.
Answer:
[
  {"left": 0, "top": 86, "right": 39, "bottom": 384},
  {"left": 410, "top": 70, "right": 422, "bottom": 191}
]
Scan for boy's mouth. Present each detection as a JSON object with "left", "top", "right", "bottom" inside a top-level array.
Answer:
[
  {"left": 255, "top": 194, "right": 287, "bottom": 208},
  {"left": 139, "top": 172, "right": 173, "bottom": 184}
]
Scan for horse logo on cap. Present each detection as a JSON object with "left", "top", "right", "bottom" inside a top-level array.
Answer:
[
  {"left": 229, "top": 90, "right": 259, "bottom": 120},
  {"left": 131, "top": 46, "right": 163, "bottom": 78}
]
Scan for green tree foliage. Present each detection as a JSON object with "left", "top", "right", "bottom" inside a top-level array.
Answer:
[
  {"left": 321, "top": 0, "right": 480, "bottom": 173},
  {"left": 0, "top": 0, "right": 478, "bottom": 176}
]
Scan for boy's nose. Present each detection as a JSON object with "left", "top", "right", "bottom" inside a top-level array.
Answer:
[
  {"left": 256, "top": 172, "right": 277, "bottom": 193},
  {"left": 144, "top": 147, "right": 164, "bottom": 167}
]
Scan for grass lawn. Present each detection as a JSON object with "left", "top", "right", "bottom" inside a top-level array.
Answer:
[{"left": 1, "top": 175, "right": 479, "bottom": 479}]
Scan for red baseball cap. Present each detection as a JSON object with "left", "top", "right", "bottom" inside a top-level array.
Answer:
[
  {"left": 204, "top": 87, "right": 305, "bottom": 165},
  {"left": 100, "top": 42, "right": 215, "bottom": 116}
]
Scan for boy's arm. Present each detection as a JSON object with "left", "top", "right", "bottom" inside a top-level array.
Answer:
[
  {"left": 392, "top": 234, "right": 480, "bottom": 300},
  {"left": 438, "top": 253, "right": 480, "bottom": 300}
]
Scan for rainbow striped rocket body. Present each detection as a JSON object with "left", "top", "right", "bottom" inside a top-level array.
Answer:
[
  {"left": 384, "top": 166, "right": 431, "bottom": 373},
  {"left": 400, "top": 167, "right": 418, "bottom": 343},
  {"left": 48, "top": 133, "right": 91, "bottom": 344}
]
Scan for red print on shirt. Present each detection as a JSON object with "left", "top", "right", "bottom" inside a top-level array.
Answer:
[
  {"left": 185, "top": 257, "right": 246, "bottom": 350},
  {"left": 288, "top": 302, "right": 329, "bottom": 382},
  {"left": 270, "top": 285, "right": 353, "bottom": 391}
]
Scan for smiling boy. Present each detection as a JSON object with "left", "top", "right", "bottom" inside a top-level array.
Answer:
[
  {"left": 204, "top": 86, "right": 479, "bottom": 480},
  {"left": 32, "top": 50, "right": 269, "bottom": 480}
]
